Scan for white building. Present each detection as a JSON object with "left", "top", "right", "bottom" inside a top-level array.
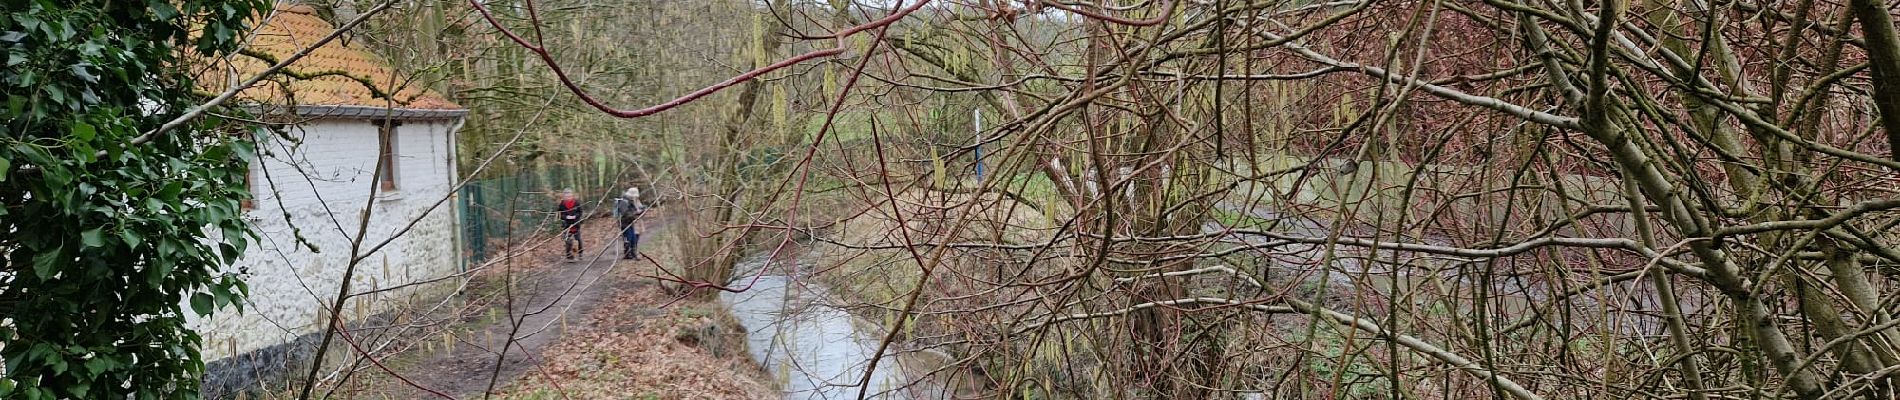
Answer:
[{"left": 189, "top": 4, "right": 467, "bottom": 396}]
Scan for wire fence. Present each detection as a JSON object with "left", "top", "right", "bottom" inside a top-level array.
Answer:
[{"left": 457, "top": 163, "right": 636, "bottom": 269}]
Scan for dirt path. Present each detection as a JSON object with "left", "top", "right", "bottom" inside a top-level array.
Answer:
[
  {"left": 427, "top": 243, "right": 626, "bottom": 397},
  {"left": 340, "top": 216, "right": 667, "bottom": 398},
  {"left": 307, "top": 209, "right": 772, "bottom": 400}
]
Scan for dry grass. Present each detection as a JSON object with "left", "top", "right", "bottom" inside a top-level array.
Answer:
[
  {"left": 496, "top": 230, "right": 775, "bottom": 400},
  {"left": 495, "top": 290, "right": 775, "bottom": 400},
  {"left": 811, "top": 189, "right": 1068, "bottom": 312}
]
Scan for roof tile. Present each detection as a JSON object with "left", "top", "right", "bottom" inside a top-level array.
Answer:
[{"left": 198, "top": 3, "right": 462, "bottom": 111}]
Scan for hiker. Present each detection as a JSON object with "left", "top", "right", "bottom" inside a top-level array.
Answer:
[
  {"left": 612, "top": 187, "right": 648, "bottom": 259},
  {"left": 555, "top": 189, "right": 584, "bottom": 261}
]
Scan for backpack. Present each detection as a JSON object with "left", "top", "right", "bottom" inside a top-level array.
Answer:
[{"left": 615, "top": 198, "right": 637, "bottom": 225}]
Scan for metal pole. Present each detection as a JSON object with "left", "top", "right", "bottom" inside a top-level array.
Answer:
[{"left": 973, "top": 108, "right": 985, "bottom": 181}]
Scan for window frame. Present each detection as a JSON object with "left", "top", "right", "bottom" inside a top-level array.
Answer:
[
  {"left": 238, "top": 126, "right": 265, "bottom": 211},
  {"left": 375, "top": 119, "right": 401, "bottom": 192},
  {"left": 240, "top": 165, "right": 256, "bottom": 210}
]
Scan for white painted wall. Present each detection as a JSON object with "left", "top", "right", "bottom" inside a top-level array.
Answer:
[{"left": 191, "top": 117, "right": 463, "bottom": 360}]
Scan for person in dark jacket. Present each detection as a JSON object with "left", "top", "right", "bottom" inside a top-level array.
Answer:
[
  {"left": 555, "top": 189, "right": 583, "bottom": 261},
  {"left": 612, "top": 187, "right": 647, "bottom": 259}
]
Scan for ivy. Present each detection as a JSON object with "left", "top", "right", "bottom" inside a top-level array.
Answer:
[{"left": 1, "top": 1, "right": 269, "bottom": 399}]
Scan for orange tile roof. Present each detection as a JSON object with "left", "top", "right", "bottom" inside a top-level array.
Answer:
[{"left": 198, "top": 3, "right": 462, "bottom": 112}]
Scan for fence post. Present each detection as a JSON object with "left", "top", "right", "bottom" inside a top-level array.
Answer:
[{"left": 463, "top": 183, "right": 488, "bottom": 266}]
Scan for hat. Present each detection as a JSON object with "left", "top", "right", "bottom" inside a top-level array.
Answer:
[{"left": 624, "top": 187, "right": 640, "bottom": 199}]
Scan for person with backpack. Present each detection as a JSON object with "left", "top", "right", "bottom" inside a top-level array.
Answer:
[
  {"left": 555, "top": 189, "right": 584, "bottom": 261},
  {"left": 612, "top": 187, "right": 647, "bottom": 259}
]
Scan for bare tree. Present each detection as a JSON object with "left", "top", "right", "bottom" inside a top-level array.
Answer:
[{"left": 439, "top": 0, "right": 1900, "bottom": 398}]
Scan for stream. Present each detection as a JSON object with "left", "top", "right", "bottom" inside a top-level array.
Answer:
[{"left": 720, "top": 257, "right": 919, "bottom": 400}]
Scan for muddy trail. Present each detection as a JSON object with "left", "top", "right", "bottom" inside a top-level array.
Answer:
[
  {"left": 412, "top": 242, "right": 623, "bottom": 397},
  {"left": 320, "top": 211, "right": 757, "bottom": 399}
]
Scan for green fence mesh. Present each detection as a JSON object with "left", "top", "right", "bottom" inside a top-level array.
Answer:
[{"left": 458, "top": 164, "right": 617, "bottom": 268}]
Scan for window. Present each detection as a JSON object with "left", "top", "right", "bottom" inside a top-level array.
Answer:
[
  {"left": 238, "top": 126, "right": 264, "bottom": 211},
  {"left": 376, "top": 120, "right": 400, "bottom": 191},
  {"left": 240, "top": 165, "right": 255, "bottom": 210}
]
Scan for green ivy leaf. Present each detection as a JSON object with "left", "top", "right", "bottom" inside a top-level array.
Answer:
[
  {"left": 231, "top": 140, "right": 256, "bottom": 161},
  {"left": 117, "top": 230, "right": 141, "bottom": 248},
  {"left": 148, "top": 0, "right": 180, "bottom": 20},
  {"left": 158, "top": 181, "right": 182, "bottom": 199},
  {"left": 156, "top": 238, "right": 178, "bottom": 257},
  {"left": 80, "top": 228, "right": 104, "bottom": 248},
  {"left": 31, "top": 247, "right": 61, "bottom": 279},
  {"left": 83, "top": 357, "right": 112, "bottom": 376},
  {"left": 2, "top": 1, "right": 304, "bottom": 396},
  {"left": 43, "top": 85, "right": 68, "bottom": 107},
  {"left": 12, "top": 143, "right": 52, "bottom": 165},
  {"left": 189, "top": 293, "right": 213, "bottom": 316},
  {"left": 14, "top": 15, "right": 40, "bottom": 33},
  {"left": 69, "top": 64, "right": 98, "bottom": 84},
  {"left": 218, "top": 242, "right": 239, "bottom": 264},
  {"left": 71, "top": 121, "right": 95, "bottom": 141},
  {"left": 211, "top": 286, "right": 230, "bottom": 307},
  {"left": 147, "top": 259, "right": 173, "bottom": 287}
]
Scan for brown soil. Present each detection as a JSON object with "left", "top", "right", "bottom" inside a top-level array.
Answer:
[{"left": 301, "top": 212, "right": 773, "bottom": 399}]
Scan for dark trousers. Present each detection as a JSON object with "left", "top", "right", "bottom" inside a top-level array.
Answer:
[
  {"left": 621, "top": 225, "right": 640, "bottom": 259},
  {"left": 562, "top": 226, "right": 582, "bottom": 258}
]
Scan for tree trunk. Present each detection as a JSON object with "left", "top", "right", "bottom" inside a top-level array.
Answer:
[{"left": 1849, "top": 0, "right": 1900, "bottom": 160}]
